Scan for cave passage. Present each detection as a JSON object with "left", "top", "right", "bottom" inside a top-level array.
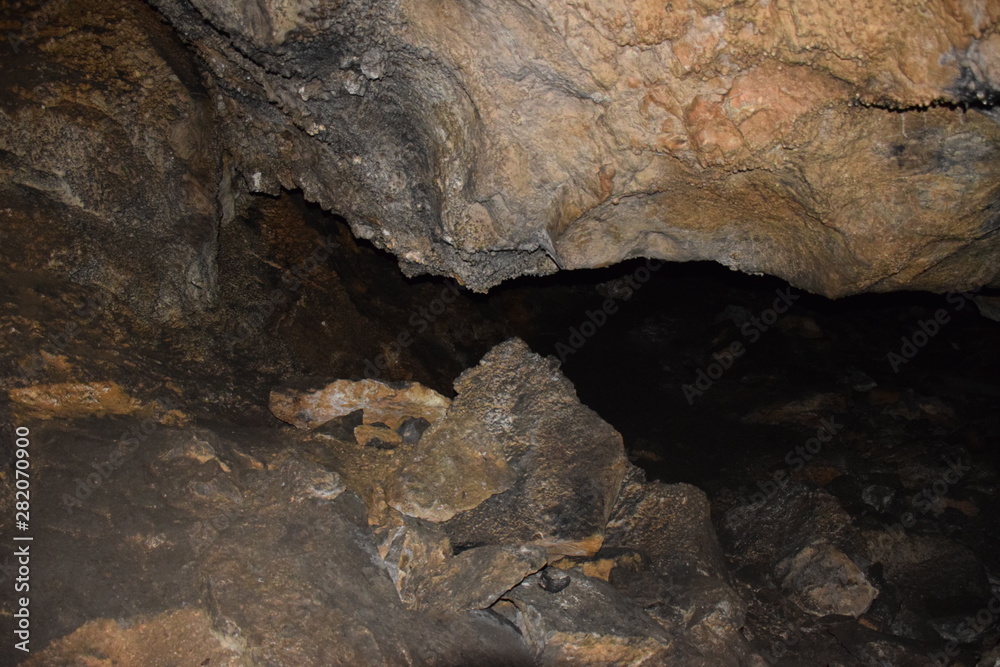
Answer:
[
  {"left": 2, "top": 0, "right": 1000, "bottom": 657},
  {"left": 4, "top": 183, "right": 1000, "bottom": 665}
]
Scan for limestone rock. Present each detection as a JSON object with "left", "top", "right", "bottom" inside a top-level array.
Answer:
[
  {"left": 720, "top": 484, "right": 880, "bottom": 620},
  {"left": 23, "top": 608, "right": 244, "bottom": 667},
  {"left": 379, "top": 510, "right": 547, "bottom": 613},
  {"left": 602, "top": 465, "right": 756, "bottom": 665},
  {"left": 503, "top": 568, "right": 675, "bottom": 665},
  {"left": 775, "top": 539, "right": 878, "bottom": 618},
  {"left": 353, "top": 423, "right": 403, "bottom": 450},
  {"left": 147, "top": 0, "right": 1000, "bottom": 296},
  {"left": 414, "top": 544, "right": 548, "bottom": 613},
  {"left": 269, "top": 378, "right": 451, "bottom": 430},
  {"left": 16, "top": 419, "right": 536, "bottom": 665},
  {"left": 8, "top": 381, "right": 144, "bottom": 419},
  {"left": 387, "top": 338, "right": 628, "bottom": 557},
  {"left": 0, "top": 0, "right": 220, "bottom": 322}
]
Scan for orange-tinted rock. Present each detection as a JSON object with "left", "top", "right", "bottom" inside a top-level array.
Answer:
[
  {"left": 151, "top": 0, "right": 1000, "bottom": 296},
  {"left": 23, "top": 608, "right": 243, "bottom": 667},
  {"left": 269, "top": 378, "right": 450, "bottom": 430},
  {"left": 9, "top": 381, "right": 144, "bottom": 419}
]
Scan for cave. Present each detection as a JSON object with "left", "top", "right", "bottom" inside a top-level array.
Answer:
[{"left": 2, "top": 0, "right": 1000, "bottom": 665}]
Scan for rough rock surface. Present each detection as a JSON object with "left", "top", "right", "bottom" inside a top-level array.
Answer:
[
  {"left": 142, "top": 0, "right": 1000, "bottom": 296},
  {"left": 7, "top": 420, "right": 536, "bottom": 666},
  {"left": 604, "top": 466, "right": 756, "bottom": 665},
  {"left": 721, "top": 483, "right": 879, "bottom": 619},
  {"left": 387, "top": 338, "right": 628, "bottom": 556},
  {"left": 0, "top": 0, "right": 220, "bottom": 321},
  {"left": 269, "top": 378, "right": 451, "bottom": 430},
  {"left": 502, "top": 568, "right": 676, "bottom": 665},
  {"left": 4, "top": 336, "right": 762, "bottom": 665}
]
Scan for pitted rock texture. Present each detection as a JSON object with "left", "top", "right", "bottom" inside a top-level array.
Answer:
[
  {"left": 386, "top": 338, "right": 628, "bottom": 557},
  {"left": 1, "top": 0, "right": 220, "bottom": 321},
  {"left": 144, "top": 0, "right": 1000, "bottom": 296}
]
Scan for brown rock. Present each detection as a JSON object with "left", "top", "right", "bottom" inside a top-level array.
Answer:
[
  {"left": 414, "top": 544, "right": 548, "bottom": 613},
  {"left": 23, "top": 608, "right": 244, "bottom": 667},
  {"left": 720, "top": 484, "right": 879, "bottom": 621},
  {"left": 0, "top": 0, "right": 220, "bottom": 322},
  {"left": 603, "top": 466, "right": 756, "bottom": 665},
  {"left": 148, "top": 0, "right": 1000, "bottom": 296},
  {"left": 503, "top": 569, "right": 675, "bottom": 665},
  {"left": 8, "top": 381, "right": 144, "bottom": 419},
  {"left": 378, "top": 510, "right": 545, "bottom": 612},
  {"left": 775, "top": 539, "right": 878, "bottom": 618},
  {"left": 387, "top": 339, "right": 628, "bottom": 557},
  {"left": 269, "top": 378, "right": 450, "bottom": 430},
  {"left": 353, "top": 423, "right": 404, "bottom": 449}
]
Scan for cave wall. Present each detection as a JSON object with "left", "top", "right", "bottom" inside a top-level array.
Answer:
[
  {"left": 146, "top": 0, "right": 1000, "bottom": 297},
  {"left": 2, "top": 0, "right": 999, "bottom": 310},
  {"left": 0, "top": 0, "right": 221, "bottom": 321}
]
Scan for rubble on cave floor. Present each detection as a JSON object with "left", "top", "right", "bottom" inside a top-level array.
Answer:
[
  {"left": 7, "top": 338, "right": 758, "bottom": 666},
  {"left": 2, "top": 247, "right": 1000, "bottom": 665}
]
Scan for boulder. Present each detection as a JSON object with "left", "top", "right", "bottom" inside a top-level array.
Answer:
[{"left": 387, "top": 338, "right": 628, "bottom": 557}]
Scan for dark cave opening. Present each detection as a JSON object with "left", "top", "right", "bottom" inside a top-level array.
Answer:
[
  {"left": 5, "top": 183, "right": 1000, "bottom": 665},
  {"left": 4, "top": 0, "right": 1000, "bottom": 661}
]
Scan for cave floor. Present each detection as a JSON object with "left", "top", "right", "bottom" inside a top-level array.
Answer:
[{"left": 2, "top": 213, "right": 1000, "bottom": 664}]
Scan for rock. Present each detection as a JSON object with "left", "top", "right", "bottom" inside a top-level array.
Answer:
[
  {"left": 978, "top": 643, "right": 1000, "bottom": 667},
  {"left": 862, "top": 529, "right": 991, "bottom": 633},
  {"left": 23, "top": 608, "right": 244, "bottom": 667},
  {"left": 147, "top": 0, "right": 1000, "bottom": 296},
  {"left": 775, "top": 539, "right": 878, "bottom": 618},
  {"left": 740, "top": 393, "right": 849, "bottom": 427},
  {"left": 388, "top": 338, "right": 628, "bottom": 558},
  {"left": 414, "top": 544, "right": 548, "bottom": 613},
  {"left": 603, "top": 466, "right": 757, "bottom": 665},
  {"left": 0, "top": 0, "right": 220, "bottom": 322},
  {"left": 16, "top": 419, "right": 536, "bottom": 664},
  {"left": 397, "top": 416, "right": 432, "bottom": 444},
  {"left": 269, "top": 378, "right": 451, "bottom": 430},
  {"left": 378, "top": 512, "right": 452, "bottom": 606},
  {"left": 8, "top": 381, "right": 145, "bottom": 419},
  {"left": 973, "top": 295, "right": 1000, "bottom": 322},
  {"left": 377, "top": 511, "right": 547, "bottom": 614},
  {"left": 502, "top": 569, "right": 675, "bottom": 665},
  {"left": 354, "top": 423, "right": 403, "bottom": 449},
  {"left": 605, "top": 468, "right": 731, "bottom": 581},
  {"left": 720, "top": 484, "right": 879, "bottom": 619}
]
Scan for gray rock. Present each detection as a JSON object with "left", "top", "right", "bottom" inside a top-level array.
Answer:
[
  {"left": 721, "top": 484, "right": 879, "bottom": 619},
  {"left": 503, "top": 568, "right": 675, "bottom": 665}
]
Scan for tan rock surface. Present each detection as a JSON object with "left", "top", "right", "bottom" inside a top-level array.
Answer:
[
  {"left": 269, "top": 378, "right": 451, "bottom": 430},
  {"left": 149, "top": 0, "right": 1000, "bottom": 296},
  {"left": 387, "top": 339, "right": 628, "bottom": 557}
]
